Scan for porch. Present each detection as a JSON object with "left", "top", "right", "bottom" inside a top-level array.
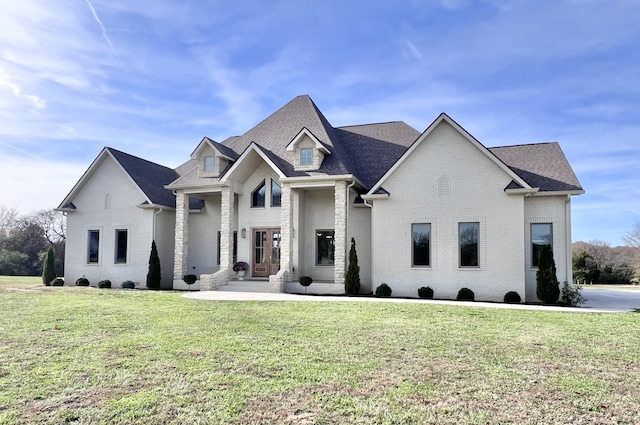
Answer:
[{"left": 215, "top": 278, "right": 345, "bottom": 295}]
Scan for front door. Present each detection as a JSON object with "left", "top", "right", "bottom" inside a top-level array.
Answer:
[{"left": 253, "top": 228, "right": 281, "bottom": 277}]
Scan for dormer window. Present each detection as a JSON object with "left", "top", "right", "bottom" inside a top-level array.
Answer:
[
  {"left": 286, "top": 128, "right": 331, "bottom": 171},
  {"left": 300, "top": 148, "right": 313, "bottom": 166},
  {"left": 203, "top": 156, "right": 214, "bottom": 173}
]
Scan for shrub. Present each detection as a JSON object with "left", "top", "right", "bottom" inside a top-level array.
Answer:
[
  {"left": 51, "top": 278, "right": 64, "bottom": 286},
  {"left": 41, "top": 246, "right": 56, "bottom": 286},
  {"left": 561, "top": 281, "right": 586, "bottom": 306},
  {"left": 75, "top": 277, "right": 90, "bottom": 287},
  {"left": 98, "top": 280, "right": 112, "bottom": 289},
  {"left": 183, "top": 274, "right": 197, "bottom": 285},
  {"left": 233, "top": 262, "right": 248, "bottom": 272},
  {"left": 375, "top": 283, "right": 392, "bottom": 297},
  {"left": 345, "top": 238, "right": 360, "bottom": 295},
  {"left": 146, "top": 240, "right": 161, "bottom": 290},
  {"left": 456, "top": 287, "right": 475, "bottom": 301},
  {"left": 503, "top": 291, "right": 522, "bottom": 304},
  {"left": 536, "top": 245, "right": 560, "bottom": 304},
  {"left": 418, "top": 286, "right": 434, "bottom": 299},
  {"left": 299, "top": 276, "right": 313, "bottom": 287},
  {"left": 121, "top": 280, "right": 135, "bottom": 289}
]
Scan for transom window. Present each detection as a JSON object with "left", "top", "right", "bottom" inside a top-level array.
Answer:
[
  {"left": 251, "top": 180, "right": 266, "bottom": 208},
  {"left": 531, "top": 223, "right": 552, "bottom": 268},
  {"left": 316, "top": 230, "right": 335, "bottom": 266},
  {"left": 271, "top": 180, "right": 282, "bottom": 207},
  {"left": 88, "top": 230, "right": 100, "bottom": 263},
  {"left": 115, "top": 229, "right": 128, "bottom": 264},
  {"left": 459, "top": 222, "right": 479, "bottom": 267},
  {"left": 412, "top": 223, "right": 431, "bottom": 266},
  {"left": 203, "top": 155, "right": 214, "bottom": 172},
  {"left": 300, "top": 148, "right": 313, "bottom": 166}
]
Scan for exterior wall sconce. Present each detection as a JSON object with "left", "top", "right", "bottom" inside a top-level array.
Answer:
[{"left": 241, "top": 228, "right": 246, "bottom": 238}]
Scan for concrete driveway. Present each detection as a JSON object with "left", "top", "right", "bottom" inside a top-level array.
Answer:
[
  {"left": 581, "top": 288, "right": 640, "bottom": 312},
  {"left": 185, "top": 287, "right": 640, "bottom": 313}
]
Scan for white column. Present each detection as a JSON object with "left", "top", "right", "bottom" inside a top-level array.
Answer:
[{"left": 219, "top": 186, "right": 235, "bottom": 271}]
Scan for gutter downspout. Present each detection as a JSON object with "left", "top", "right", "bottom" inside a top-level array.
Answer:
[
  {"left": 153, "top": 207, "right": 164, "bottom": 243},
  {"left": 345, "top": 180, "right": 356, "bottom": 256},
  {"left": 565, "top": 195, "right": 572, "bottom": 284}
]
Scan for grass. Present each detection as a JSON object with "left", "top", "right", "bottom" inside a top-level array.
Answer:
[{"left": 1, "top": 279, "right": 640, "bottom": 424}]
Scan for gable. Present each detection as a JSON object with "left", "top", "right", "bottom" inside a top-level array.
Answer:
[{"left": 367, "top": 114, "right": 531, "bottom": 197}]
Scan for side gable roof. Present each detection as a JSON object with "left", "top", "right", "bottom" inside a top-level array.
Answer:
[
  {"left": 367, "top": 113, "right": 532, "bottom": 196},
  {"left": 191, "top": 136, "right": 239, "bottom": 161},
  {"left": 489, "top": 142, "right": 583, "bottom": 193}
]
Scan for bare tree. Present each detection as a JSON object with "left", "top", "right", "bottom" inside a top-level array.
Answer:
[
  {"left": 623, "top": 221, "right": 640, "bottom": 248},
  {"left": 585, "top": 240, "right": 612, "bottom": 270},
  {"left": 0, "top": 205, "right": 19, "bottom": 239}
]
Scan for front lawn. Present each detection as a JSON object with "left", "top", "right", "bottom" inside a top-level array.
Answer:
[{"left": 1, "top": 280, "right": 639, "bottom": 424}]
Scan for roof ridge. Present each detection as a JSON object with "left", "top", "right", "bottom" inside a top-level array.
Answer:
[
  {"left": 490, "top": 141, "right": 558, "bottom": 149},
  {"left": 338, "top": 120, "right": 406, "bottom": 129}
]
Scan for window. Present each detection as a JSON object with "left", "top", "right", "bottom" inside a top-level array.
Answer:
[
  {"left": 115, "top": 230, "right": 128, "bottom": 264},
  {"left": 271, "top": 180, "right": 281, "bottom": 207},
  {"left": 300, "top": 148, "right": 313, "bottom": 166},
  {"left": 316, "top": 230, "right": 335, "bottom": 266},
  {"left": 88, "top": 230, "right": 100, "bottom": 263},
  {"left": 203, "top": 155, "right": 214, "bottom": 172},
  {"left": 251, "top": 180, "right": 266, "bottom": 207},
  {"left": 459, "top": 222, "right": 479, "bottom": 267},
  {"left": 531, "top": 223, "right": 552, "bottom": 268},
  {"left": 412, "top": 223, "right": 431, "bottom": 266}
]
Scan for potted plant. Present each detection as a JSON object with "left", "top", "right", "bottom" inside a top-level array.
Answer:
[
  {"left": 299, "top": 275, "right": 313, "bottom": 293},
  {"left": 233, "top": 261, "right": 249, "bottom": 280}
]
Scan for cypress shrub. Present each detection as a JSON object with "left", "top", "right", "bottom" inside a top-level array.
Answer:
[
  {"left": 146, "top": 240, "right": 161, "bottom": 290},
  {"left": 536, "top": 245, "right": 560, "bottom": 304},
  {"left": 41, "top": 246, "right": 56, "bottom": 286},
  {"left": 345, "top": 238, "right": 360, "bottom": 295}
]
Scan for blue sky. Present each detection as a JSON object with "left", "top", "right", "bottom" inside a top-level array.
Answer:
[{"left": 0, "top": 0, "right": 638, "bottom": 245}]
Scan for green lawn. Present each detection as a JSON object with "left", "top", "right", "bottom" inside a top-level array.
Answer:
[{"left": 1, "top": 279, "right": 639, "bottom": 424}]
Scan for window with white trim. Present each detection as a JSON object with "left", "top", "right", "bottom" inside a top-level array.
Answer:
[
  {"left": 412, "top": 223, "right": 431, "bottom": 267},
  {"left": 88, "top": 230, "right": 100, "bottom": 264},
  {"left": 459, "top": 222, "right": 479, "bottom": 267},
  {"left": 251, "top": 180, "right": 266, "bottom": 208},
  {"left": 316, "top": 230, "right": 335, "bottom": 266},
  {"left": 115, "top": 229, "right": 128, "bottom": 264},
  {"left": 300, "top": 148, "right": 313, "bottom": 166},
  {"left": 531, "top": 223, "right": 552, "bottom": 268}
]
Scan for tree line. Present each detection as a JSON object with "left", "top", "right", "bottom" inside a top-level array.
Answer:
[
  {"left": 0, "top": 205, "right": 65, "bottom": 276},
  {"left": 572, "top": 232, "right": 640, "bottom": 284}
]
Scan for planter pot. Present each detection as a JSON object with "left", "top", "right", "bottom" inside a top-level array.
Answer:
[{"left": 237, "top": 270, "right": 246, "bottom": 280}]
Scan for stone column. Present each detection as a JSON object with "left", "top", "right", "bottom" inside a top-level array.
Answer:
[
  {"left": 334, "top": 181, "right": 347, "bottom": 285},
  {"left": 219, "top": 186, "right": 235, "bottom": 272},
  {"left": 173, "top": 191, "right": 189, "bottom": 282},
  {"left": 279, "top": 183, "right": 293, "bottom": 282}
]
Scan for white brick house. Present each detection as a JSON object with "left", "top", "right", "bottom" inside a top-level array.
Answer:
[{"left": 58, "top": 95, "right": 583, "bottom": 301}]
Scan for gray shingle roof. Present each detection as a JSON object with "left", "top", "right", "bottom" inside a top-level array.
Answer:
[
  {"left": 108, "top": 148, "right": 203, "bottom": 209},
  {"left": 489, "top": 143, "right": 583, "bottom": 192}
]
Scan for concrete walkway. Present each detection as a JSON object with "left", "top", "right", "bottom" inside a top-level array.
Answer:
[{"left": 184, "top": 287, "right": 640, "bottom": 313}]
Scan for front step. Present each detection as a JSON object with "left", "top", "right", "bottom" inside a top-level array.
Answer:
[{"left": 217, "top": 279, "right": 273, "bottom": 293}]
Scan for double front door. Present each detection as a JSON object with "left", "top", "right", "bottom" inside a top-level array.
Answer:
[{"left": 252, "top": 228, "right": 281, "bottom": 277}]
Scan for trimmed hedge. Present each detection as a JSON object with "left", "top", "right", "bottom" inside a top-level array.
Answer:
[
  {"left": 456, "top": 287, "right": 475, "bottom": 301},
  {"left": 121, "top": 281, "right": 135, "bottom": 289},
  {"left": 98, "top": 280, "right": 112, "bottom": 289},
  {"left": 299, "top": 276, "right": 313, "bottom": 287},
  {"left": 75, "top": 277, "right": 90, "bottom": 287},
  {"left": 418, "top": 286, "right": 434, "bottom": 299},
  {"left": 375, "top": 283, "right": 392, "bottom": 297},
  {"left": 503, "top": 291, "right": 522, "bottom": 304}
]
